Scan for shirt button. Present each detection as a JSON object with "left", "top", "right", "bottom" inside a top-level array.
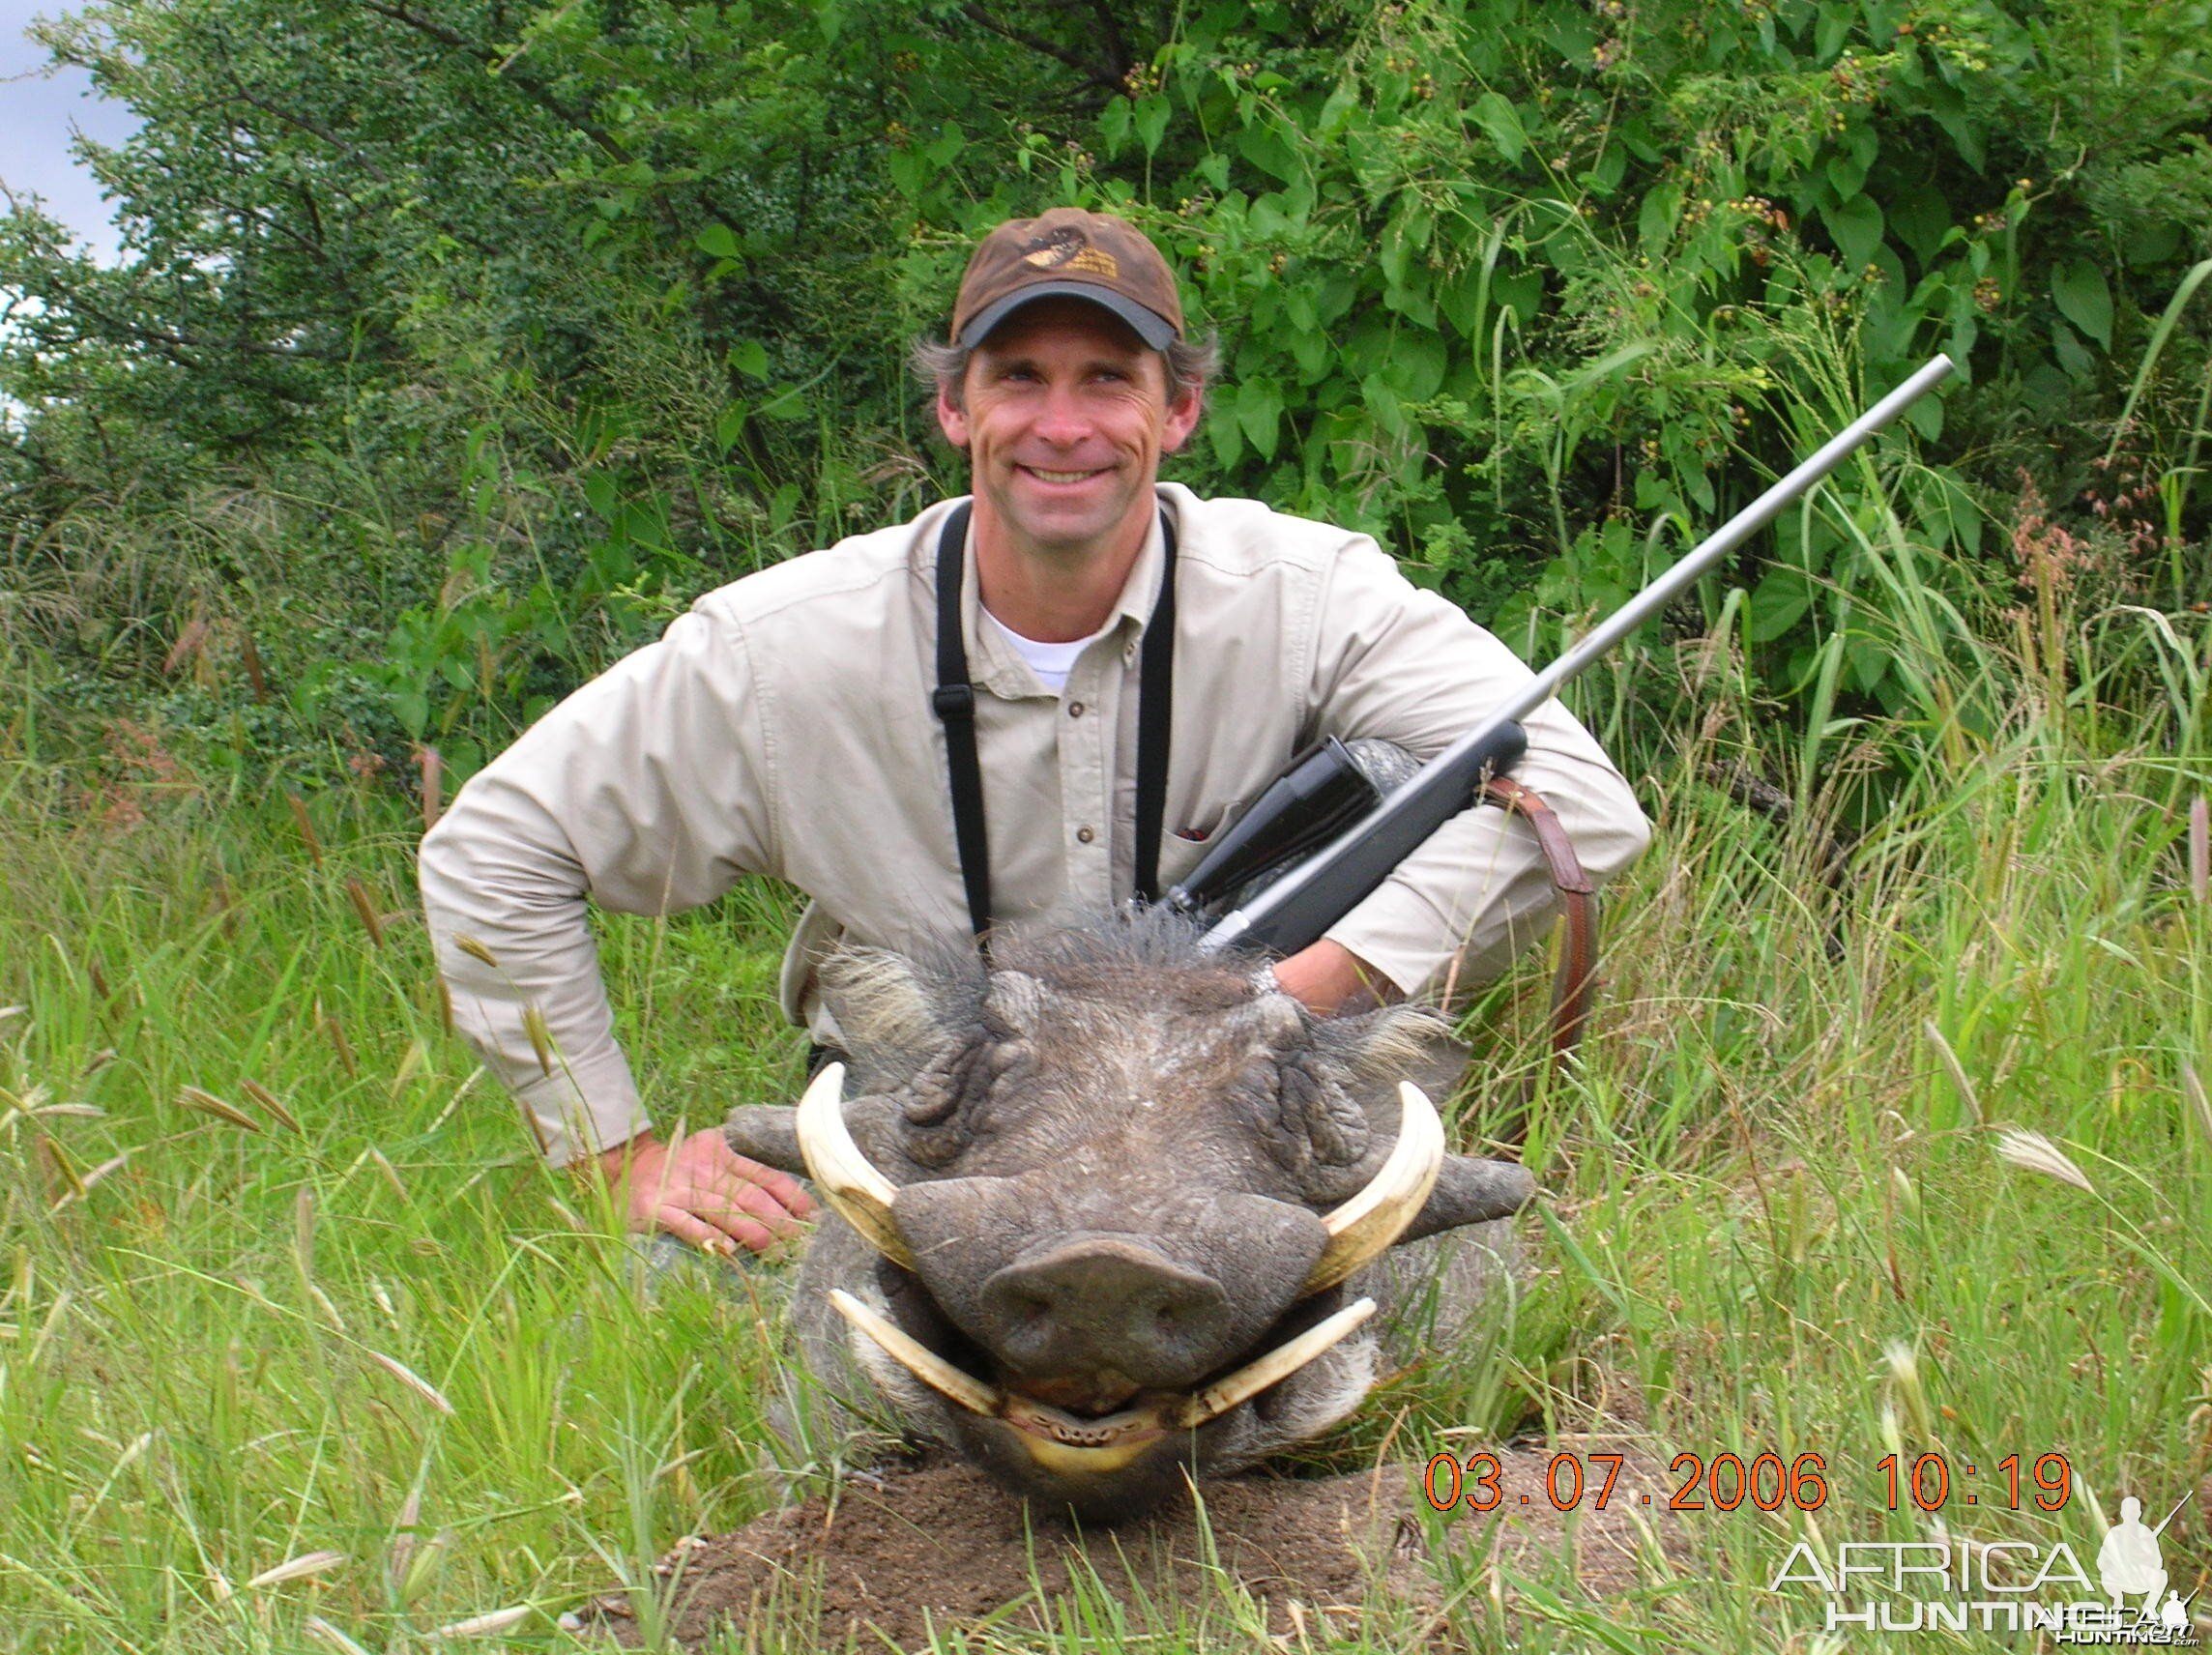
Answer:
[
  {"left": 1067, "top": 701, "right": 1085, "bottom": 718},
  {"left": 1076, "top": 826, "right": 1095, "bottom": 844}
]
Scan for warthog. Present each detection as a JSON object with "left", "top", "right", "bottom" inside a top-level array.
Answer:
[{"left": 724, "top": 913, "right": 1534, "bottom": 1520}]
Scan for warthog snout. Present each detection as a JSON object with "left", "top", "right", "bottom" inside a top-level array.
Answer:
[{"left": 979, "top": 1234, "right": 1230, "bottom": 1388}]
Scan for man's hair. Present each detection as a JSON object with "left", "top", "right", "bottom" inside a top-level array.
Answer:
[{"left": 910, "top": 329, "right": 1220, "bottom": 416}]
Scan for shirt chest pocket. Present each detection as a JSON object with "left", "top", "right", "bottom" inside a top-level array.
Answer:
[{"left": 1152, "top": 795, "right": 1248, "bottom": 895}]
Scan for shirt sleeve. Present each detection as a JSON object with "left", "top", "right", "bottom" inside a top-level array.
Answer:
[
  {"left": 1305, "top": 539, "right": 1652, "bottom": 1000},
  {"left": 416, "top": 601, "right": 778, "bottom": 1167}
]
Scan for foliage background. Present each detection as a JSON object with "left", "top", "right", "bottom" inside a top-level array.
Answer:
[{"left": 4, "top": 0, "right": 2208, "bottom": 792}]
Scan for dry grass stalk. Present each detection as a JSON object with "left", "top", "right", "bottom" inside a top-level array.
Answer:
[
  {"left": 178, "top": 1085, "right": 262, "bottom": 1132},
  {"left": 161, "top": 616, "right": 209, "bottom": 676},
  {"left": 388, "top": 1487, "right": 422, "bottom": 1603},
  {"left": 2183, "top": 1061, "right": 2212, "bottom": 1147},
  {"left": 451, "top": 933, "right": 499, "bottom": 968},
  {"left": 1994, "top": 1126, "right": 2095, "bottom": 1193},
  {"left": 302, "top": 1615, "right": 376, "bottom": 1655},
  {"left": 314, "top": 1004, "right": 358, "bottom": 1078},
  {"left": 1922, "top": 1020, "right": 1983, "bottom": 1123},
  {"left": 364, "top": 1349, "right": 454, "bottom": 1415},
  {"left": 288, "top": 794, "right": 324, "bottom": 867},
  {"left": 427, "top": 1605, "right": 532, "bottom": 1639},
  {"left": 420, "top": 745, "right": 444, "bottom": 831},
  {"left": 241, "top": 1078, "right": 303, "bottom": 1134},
  {"left": 521, "top": 1004, "right": 556, "bottom": 1078},
  {"left": 240, "top": 630, "right": 267, "bottom": 700},
  {"left": 345, "top": 878, "right": 386, "bottom": 947},
  {"left": 245, "top": 1551, "right": 349, "bottom": 1590},
  {"left": 2192, "top": 797, "right": 2208, "bottom": 905}
]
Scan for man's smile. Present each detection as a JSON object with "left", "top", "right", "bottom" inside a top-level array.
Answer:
[{"left": 1020, "top": 464, "right": 1113, "bottom": 484}]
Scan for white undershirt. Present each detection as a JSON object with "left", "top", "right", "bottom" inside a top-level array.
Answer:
[{"left": 982, "top": 608, "right": 1112, "bottom": 695}]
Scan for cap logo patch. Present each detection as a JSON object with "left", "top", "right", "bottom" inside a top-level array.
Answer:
[
  {"left": 1020, "top": 227, "right": 1086, "bottom": 269},
  {"left": 1065, "top": 247, "right": 1120, "bottom": 277}
]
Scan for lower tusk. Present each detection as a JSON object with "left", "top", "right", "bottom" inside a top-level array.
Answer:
[
  {"left": 830, "top": 1289, "right": 1003, "bottom": 1418},
  {"left": 833, "top": 1289, "right": 1381, "bottom": 1455},
  {"left": 795, "top": 1063, "right": 917, "bottom": 1270},
  {"left": 1168, "top": 1297, "right": 1377, "bottom": 1429},
  {"left": 1300, "top": 1082, "right": 1444, "bottom": 1293}
]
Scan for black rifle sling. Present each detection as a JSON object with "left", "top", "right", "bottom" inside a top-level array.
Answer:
[{"left": 931, "top": 500, "right": 1178, "bottom": 949}]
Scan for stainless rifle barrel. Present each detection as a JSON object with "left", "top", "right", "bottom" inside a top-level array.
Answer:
[{"left": 1203, "top": 351, "right": 1957, "bottom": 954}]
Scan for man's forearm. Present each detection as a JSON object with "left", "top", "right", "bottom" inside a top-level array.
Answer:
[{"left": 418, "top": 781, "right": 653, "bottom": 1168}]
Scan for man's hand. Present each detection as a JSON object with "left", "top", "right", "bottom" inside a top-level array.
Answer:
[
  {"left": 1271, "top": 939, "right": 1398, "bottom": 1017},
  {"left": 591, "top": 1127, "right": 816, "bottom": 1256}
]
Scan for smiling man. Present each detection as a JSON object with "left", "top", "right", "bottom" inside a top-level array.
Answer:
[{"left": 418, "top": 207, "right": 1650, "bottom": 1255}]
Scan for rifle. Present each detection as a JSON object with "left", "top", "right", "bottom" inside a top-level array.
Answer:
[{"left": 1186, "top": 352, "right": 1958, "bottom": 958}]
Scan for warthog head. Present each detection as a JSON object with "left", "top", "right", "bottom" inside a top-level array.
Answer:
[{"left": 726, "top": 914, "right": 1533, "bottom": 1520}]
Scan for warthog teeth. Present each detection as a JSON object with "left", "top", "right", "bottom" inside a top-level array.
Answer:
[
  {"left": 830, "top": 1288, "right": 1380, "bottom": 1450},
  {"left": 794, "top": 1063, "right": 917, "bottom": 1271},
  {"left": 1300, "top": 1081, "right": 1445, "bottom": 1294}
]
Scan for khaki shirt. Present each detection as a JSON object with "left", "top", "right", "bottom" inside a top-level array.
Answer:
[{"left": 418, "top": 483, "right": 1650, "bottom": 1165}]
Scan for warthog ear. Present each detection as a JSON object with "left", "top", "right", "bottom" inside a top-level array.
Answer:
[
  {"left": 1400, "top": 1154, "right": 1536, "bottom": 1240},
  {"left": 818, "top": 946, "right": 961, "bottom": 1079}
]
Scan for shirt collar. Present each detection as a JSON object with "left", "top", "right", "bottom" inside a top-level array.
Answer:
[{"left": 959, "top": 492, "right": 1172, "bottom": 696}]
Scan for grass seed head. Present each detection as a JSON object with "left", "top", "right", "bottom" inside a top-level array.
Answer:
[
  {"left": 427, "top": 1605, "right": 533, "bottom": 1639},
  {"left": 178, "top": 1085, "right": 262, "bottom": 1132},
  {"left": 2183, "top": 1061, "right": 2212, "bottom": 1147},
  {"left": 241, "top": 1078, "right": 303, "bottom": 1134},
  {"left": 1994, "top": 1126, "right": 2095, "bottom": 1193},
  {"left": 245, "top": 1550, "right": 349, "bottom": 1590}
]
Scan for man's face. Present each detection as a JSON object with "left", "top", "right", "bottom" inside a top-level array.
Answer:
[{"left": 937, "top": 297, "right": 1202, "bottom": 562}]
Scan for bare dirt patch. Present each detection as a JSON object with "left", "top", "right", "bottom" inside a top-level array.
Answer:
[{"left": 583, "top": 1439, "right": 1683, "bottom": 1650}]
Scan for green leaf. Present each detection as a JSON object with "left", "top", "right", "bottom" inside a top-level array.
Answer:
[
  {"left": 1235, "top": 378, "right": 1284, "bottom": 461},
  {"left": 1099, "top": 98, "right": 1132, "bottom": 155},
  {"left": 728, "top": 339, "right": 770, "bottom": 380},
  {"left": 1638, "top": 184, "right": 1682, "bottom": 251},
  {"left": 714, "top": 404, "right": 747, "bottom": 452},
  {"left": 2051, "top": 260, "right": 2113, "bottom": 350},
  {"left": 1470, "top": 92, "right": 1526, "bottom": 165},
  {"left": 1135, "top": 95, "right": 1171, "bottom": 158},
  {"left": 1822, "top": 195, "right": 1884, "bottom": 270},
  {"left": 694, "top": 223, "right": 740, "bottom": 260}
]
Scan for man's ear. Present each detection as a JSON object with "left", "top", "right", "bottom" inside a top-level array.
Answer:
[
  {"left": 936, "top": 381, "right": 971, "bottom": 450},
  {"left": 1159, "top": 380, "right": 1204, "bottom": 455}
]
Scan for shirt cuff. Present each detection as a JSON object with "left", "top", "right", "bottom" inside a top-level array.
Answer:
[{"left": 512, "top": 1050, "right": 652, "bottom": 1170}]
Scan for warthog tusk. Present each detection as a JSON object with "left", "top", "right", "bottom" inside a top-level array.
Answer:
[
  {"left": 1300, "top": 1081, "right": 1444, "bottom": 1294},
  {"left": 830, "top": 1288, "right": 1379, "bottom": 1455},
  {"left": 830, "top": 1289, "right": 1003, "bottom": 1417},
  {"left": 795, "top": 1063, "right": 917, "bottom": 1271},
  {"left": 1166, "top": 1296, "right": 1377, "bottom": 1429}
]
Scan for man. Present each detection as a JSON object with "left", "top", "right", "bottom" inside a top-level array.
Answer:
[{"left": 418, "top": 207, "right": 1650, "bottom": 1256}]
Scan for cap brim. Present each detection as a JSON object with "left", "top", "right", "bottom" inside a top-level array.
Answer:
[{"left": 957, "top": 282, "right": 1179, "bottom": 351}]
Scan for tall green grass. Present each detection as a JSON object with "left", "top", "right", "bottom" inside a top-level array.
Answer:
[{"left": 0, "top": 594, "right": 2206, "bottom": 1650}]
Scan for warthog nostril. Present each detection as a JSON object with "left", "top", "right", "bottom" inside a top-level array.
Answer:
[{"left": 978, "top": 1234, "right": 1232, "bottom": 1388}]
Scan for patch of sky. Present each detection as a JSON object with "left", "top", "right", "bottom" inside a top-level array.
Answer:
[{"left": 2, "top": 1, "right": 141, "bottom": 264}]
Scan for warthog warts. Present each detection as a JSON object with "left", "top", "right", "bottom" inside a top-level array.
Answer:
[{"left": 725, "top": 913, "right": 1534, "bottom": 1521}]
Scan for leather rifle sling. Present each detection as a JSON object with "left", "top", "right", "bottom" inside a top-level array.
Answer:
[{"left": 931, "top": 501, "right": 1179, "bottom": 954}]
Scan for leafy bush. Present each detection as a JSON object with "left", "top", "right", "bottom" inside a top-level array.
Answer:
[{"left": 3, "top": 0, "right": 2207, "bottom": 788}]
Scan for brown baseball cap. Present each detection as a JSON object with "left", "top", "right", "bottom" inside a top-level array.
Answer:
[{"left": 949, "top": 208, "right": 1184, "bottom": 350}]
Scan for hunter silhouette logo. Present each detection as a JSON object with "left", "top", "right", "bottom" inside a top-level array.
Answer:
[
  {"left": 1020, "top": 227, "right": 1119, "bottom": 280},
  {"left": 2100, "top": 1495, "right": 2196, "bottom": 1635}
]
